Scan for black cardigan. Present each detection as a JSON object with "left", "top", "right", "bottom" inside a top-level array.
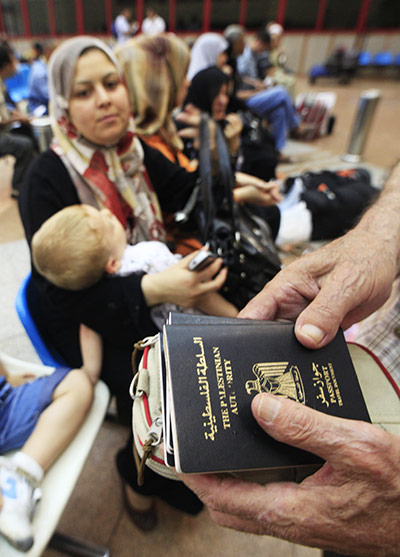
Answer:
[{"left": 18, "top": 141, "right": 197, "bottom": 399}]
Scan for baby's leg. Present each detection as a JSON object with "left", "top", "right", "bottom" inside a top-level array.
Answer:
[
  {"left": 22, "top": 369, "right": 93, "bottom": 472},
  {"left": 80, "top": 324, "right": 103, "bottom": 385},
  {"left": 196, "top": 292, "right": 238, "bottom": 317}
]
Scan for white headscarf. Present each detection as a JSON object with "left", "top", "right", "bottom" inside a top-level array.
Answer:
[{"left": 186, "top": 33, "right": 228, "bottom": 81}]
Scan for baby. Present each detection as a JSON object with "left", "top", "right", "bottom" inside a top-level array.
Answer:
[
  {"left": 32, "top": 204, "right": 237, "bottom": 328},
  {"left": 32, "top": 205, "right": 237, "bottom": 376}
]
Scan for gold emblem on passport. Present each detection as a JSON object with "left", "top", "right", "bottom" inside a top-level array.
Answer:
[{"left": 245, "top": 362, "right": 306, "bottom": 403}]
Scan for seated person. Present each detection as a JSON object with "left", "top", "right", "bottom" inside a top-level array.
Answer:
[
  {"left": 0, "top": 44, "right": 36, "bottom": 198},
  {"left": 179, "top": 66, "right": 282, "bottom": 239},
  {"left": 31, "top": 204, "right": 239, "bottom": 330},
  {"left": 236, "top": 30, "right": 300, "bottom": 157},
  {"left": 27, "top": 42, "right": 49, "bottom": 116},
  {"left": 186, "top": 32, "right": 229, "bottom": 81},
  {"left": 263, "top": 22, "right": 296, "bottom": 101},
  {"left": 115, "top": 33, "right": 196, "bottom": 170},
  {"left": 0, "top": 342, "right": 99, "bottom": 551}
]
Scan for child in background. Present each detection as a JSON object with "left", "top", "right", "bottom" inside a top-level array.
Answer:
[{"left": 0, "top": 349, "right": 99, "bottom": 551}]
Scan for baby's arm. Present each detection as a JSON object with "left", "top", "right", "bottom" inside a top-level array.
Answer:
[
  {"left": 195, "top": 292, "right": 238, "bottom": 317},
  {"left": 80, "top": 324, "right": 102, "bottom": 385}
]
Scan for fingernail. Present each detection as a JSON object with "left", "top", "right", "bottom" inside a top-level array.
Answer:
[
  {"left": 256, "top": 394, "right": 281, "bottom": 424},
  {"left": 299, "top": 324, "right": 325, "bottom": 344}
]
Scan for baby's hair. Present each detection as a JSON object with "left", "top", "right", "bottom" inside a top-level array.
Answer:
[{"left": 32, "top": 204, "right": 111, "bottom": 290}]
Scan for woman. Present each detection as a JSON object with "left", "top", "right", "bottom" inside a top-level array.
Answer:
[
  {"left": 117, "top": 35, "right": 279, "bottom": 204},
  {"left": 186, "top": 32, "right": 229, "bottom": 81},
  {"left": 18, "top": 36, "right": 228, "bottom": 527},
  {"left": 115, "top": 33, "right": 194, "bottom": 169},
  {"left": 181, "top": 66, "right": 243, "bottom": 174},
  {"left": 116, "top": 34, "right": 280, "bottom": 245},
  {"left": 183, "top": 66, "right": 282, "bottom": 238}
]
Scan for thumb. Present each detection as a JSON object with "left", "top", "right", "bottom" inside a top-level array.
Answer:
[
  {"left": 294, "top": 283, "right": 351, "bottom": 348},
  {"left": 251, "top": 393, "right": 370, "bottom": 465}
]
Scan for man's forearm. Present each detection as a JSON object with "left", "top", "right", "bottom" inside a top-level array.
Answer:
[{"left": 355, "top": 161, "right": 400, "bottom": 269}]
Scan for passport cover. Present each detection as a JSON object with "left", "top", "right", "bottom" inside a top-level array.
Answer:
[{"left": 162, "top": 320, "right": 371, "bottom": 474}]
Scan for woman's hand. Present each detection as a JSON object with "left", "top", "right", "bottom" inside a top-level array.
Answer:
[
  {"left": 176, "top": 103, "right": 201, "bottom": 140},
  {"left": 224, "top": 113, "right": 242, "bottom": 155},
  {"left": 141, "top": 251, "right": 228, "bottom": 308},
  {"left": 224, "top": 113, "right": 243, "bottom": 139},
  {"left": 233, "top": 179, "right": 282, "bottom": 206}
]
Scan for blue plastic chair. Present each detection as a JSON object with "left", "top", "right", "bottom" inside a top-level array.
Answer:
[
  {"left": 309, "top": 64, "right": 333, "bottom": 83},
  {"left": 15, "top": 272, "right": 67, "bottom": 367},
  {"left": 358, "top": 51, "right": 372, "bottom": 66},
  {"left": 13, "top": 273, "right": 111, "bottom": 557},
  {"left": 4, "top": 62, "right": 31, "bottom": 103},
  {"left": 373, "top": 51, "right": 394, "bottom": 66}
]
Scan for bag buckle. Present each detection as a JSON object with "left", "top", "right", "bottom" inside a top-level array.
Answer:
[
  {"left": 134, "top": 416, "right": 164, "bottom": 486},
  {"left": 147, "top": 416, "right": 163, "bottom": 447}
]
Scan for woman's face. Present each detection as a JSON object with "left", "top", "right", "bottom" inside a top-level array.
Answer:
[
  {"left": 211, "top": 83, "right": 229, "bottom": 121},
  {"left": 68, "top": 49, "right": 131, "bottom": 146},
  {"left": 216, "top": 51, "right": 228, "bottom": 69}
]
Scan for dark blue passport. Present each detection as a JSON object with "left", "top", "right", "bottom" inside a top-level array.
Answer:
[{"left": 162, "top": 320, "right": 370, "bottom": 474}]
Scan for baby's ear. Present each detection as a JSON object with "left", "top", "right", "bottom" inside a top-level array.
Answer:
[{"left": 105, "top": 257, "right": 121, "bottom": 275}]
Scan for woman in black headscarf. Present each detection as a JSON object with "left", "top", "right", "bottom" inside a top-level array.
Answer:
[{"left": 182, "top": 66, "right": 282, "bottom": 238}]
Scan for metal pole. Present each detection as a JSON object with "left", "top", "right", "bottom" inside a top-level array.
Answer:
[{"left": 342, "top": 89, "right": 381, "bottom": 163}]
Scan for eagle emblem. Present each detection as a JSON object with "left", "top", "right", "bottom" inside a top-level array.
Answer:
[{"left": 245, "top": 362, "right": 305, "bottom": 404}]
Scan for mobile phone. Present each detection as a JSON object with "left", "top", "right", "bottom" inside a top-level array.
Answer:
[{"left": 188, "top": 250, "right": 217, "bottom": 271}]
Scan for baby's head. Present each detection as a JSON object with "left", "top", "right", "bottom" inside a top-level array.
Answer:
[{"left": 32, "top": 204, "right": 126, "bottom": 290}]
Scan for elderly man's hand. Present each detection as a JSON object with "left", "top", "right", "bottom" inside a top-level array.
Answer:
[
  {"left": 181, "top": 393, "right": 400, "bottom": 556},
  {"left": 240, "top": 226, "right": 398, "bottom": 349}
]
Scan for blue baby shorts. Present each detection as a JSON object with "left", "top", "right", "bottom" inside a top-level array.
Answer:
[{"left": 0, "top": 366, "right": 71, "bottom": 453}]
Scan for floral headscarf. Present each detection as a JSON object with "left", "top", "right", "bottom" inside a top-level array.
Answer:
[
  {"left": 115, "top": 33, "right": 190, "bottom": 154},
  {"left": 48, "top": 35, "right": 165, "bottom": 243}
]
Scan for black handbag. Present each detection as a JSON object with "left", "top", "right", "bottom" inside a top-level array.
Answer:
[
  {"left": 195, "top": 113, "right": 282, "bottom": 309},
  {"left": 237, "top": 109, "right": 278, "bottom": 182}
]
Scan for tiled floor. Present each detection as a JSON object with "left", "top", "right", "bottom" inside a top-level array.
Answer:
[{"left": 1, "top": 74, "right": 399, "bottom": 556}]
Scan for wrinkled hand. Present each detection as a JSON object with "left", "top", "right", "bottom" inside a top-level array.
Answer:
[
  {"left": 240, "top": 227, "right": 398, "bottom": 348},
  {"left": 141, "top": 251, "right": 228, "bottom": 308},
  {"left": 181, "top": 393, "right": 400, "bottom": 556}
]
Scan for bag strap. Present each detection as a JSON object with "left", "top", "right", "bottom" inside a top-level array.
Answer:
[
  {"left": 198, "top": 113, "right": 240, "bottom": 243},
  {"left": 198, "top": 113, "right": 216, "bottom": 242},
  {"left": 214, "top": 120, "right": 240, "bottom": 240}
]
